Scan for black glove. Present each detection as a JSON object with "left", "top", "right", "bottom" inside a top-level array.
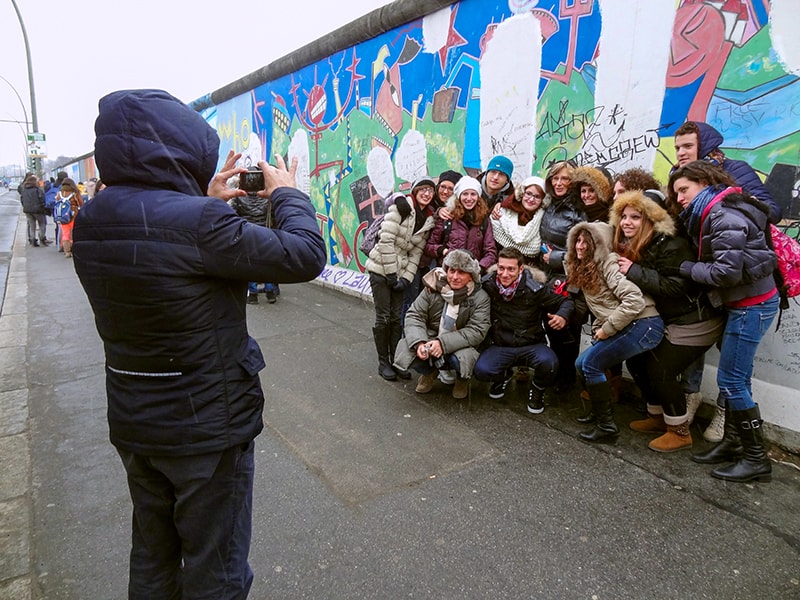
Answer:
[
  {"left": 385, "top": 273, "right": 398, "bottom": 287},
  {"left": 393, "top": 277, "right": 410, "bottom": 292},
  {"left": 394, "top": 196, "right": 412, "bottom": 220}
]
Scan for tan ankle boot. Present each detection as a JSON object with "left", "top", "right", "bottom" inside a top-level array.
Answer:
[
  {"left": 415, "top": 371, "right": 438, "bottom": 394},
  {"left": 452, "top": 379, "right": 469, "bottom": 399},
  {"left": 685, "top": 392, "right": 703, "bottom": 425},
  {"left": 630, "top": 405, "right": 667, "bottom": 433},
  {"left": 649, "top": 417, "right": 692, "bottom": 453},
  {"left": 704, "top": 405, "right": 725, "bottom": 442},
  {"left": 63, "top": 240, "right": 73, "bottom": 258}
]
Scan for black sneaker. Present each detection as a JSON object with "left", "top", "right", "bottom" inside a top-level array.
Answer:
[
  {"left": 527, "top": 383, "right": 545, "bottom": 414},
  {"left": 246, "top": 292, "right": 259, "bottom": 305},
  {"left": 266, "top": 290, "right": 277, "bottom": 304},
  {"left": 488, "top": 372, "right": 512, "bottom": 399}
]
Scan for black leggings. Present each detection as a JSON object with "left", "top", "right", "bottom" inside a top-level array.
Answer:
[{"left": 627, "top": 339, "right": 712, "bottom": 417}]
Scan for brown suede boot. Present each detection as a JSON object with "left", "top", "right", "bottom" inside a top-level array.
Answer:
[
  {"left": 415, "top": 371, "right": 438, "bottom": 394},
  {"left": 63, "top": 239, "right": 73, "bottom": 258},
  {"left": 629, "top": 405, "right": 667, "bottom": 433},
  {"left": 649, "top": 417, "right": 692, "bottom": 453}
]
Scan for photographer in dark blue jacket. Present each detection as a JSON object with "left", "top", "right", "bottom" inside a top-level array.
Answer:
[{"left": 73, "top": 89, "right": 326, "bottom": 599}]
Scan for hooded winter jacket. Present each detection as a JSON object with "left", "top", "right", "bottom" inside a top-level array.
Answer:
[
  {"left": 678, "top": 188, "right": 777, "bottom": 306},
  {"left": 566, "top": 222, "right": 659, "bottom": 337},
  {"left": 609, "top": 191, "right": 720, "bottom": 325},
  {"left": 690, "top": 122, "right": 781, "bottom": 224},
  {"left": 73, "top": 89, "right": 327, "bottom": 456},
  {"left": 19, "top": 179, "right": 46, "bottom": 214}
]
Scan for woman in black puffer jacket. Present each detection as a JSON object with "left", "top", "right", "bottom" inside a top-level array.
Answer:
[
  {"left": 668, "top": 161, "right": 778, "bottom": 483},
  {"left": 610, "top": 190, "right": 725, "bottom": 453}
]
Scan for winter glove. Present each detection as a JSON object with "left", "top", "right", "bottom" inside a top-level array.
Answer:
[
  {"left": 393, "top": 277, "right": 410, "bottom": 292},
  {"left": 679, "top": 260, "right": 694, "bottom": 278},
  {"left": 385, "top": 273, "right": 398, "bottom": 287},
  {"left": 394, "top": 196, "right": 412, "bottom": 220}
]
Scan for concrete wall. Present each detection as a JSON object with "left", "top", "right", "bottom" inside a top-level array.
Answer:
[{"left": 196, "top": 0, "right": 800, "bottom": 448}]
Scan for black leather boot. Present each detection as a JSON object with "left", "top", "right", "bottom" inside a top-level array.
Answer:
[
  {"left": 711, "top": 406, "right": 771, "bottom": 483},
  {"left": 579, "top": 381, "right": 619, "bottom": 443},
  {"left": 372, "top": 325, "right": 397, "bottom": 381},
  {"left": 691, "top": 404, "right": 743, "bottom": 464}
]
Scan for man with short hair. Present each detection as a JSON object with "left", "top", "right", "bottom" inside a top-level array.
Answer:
[
  {"left": 474, "top": 247, "right": 574, "bottom": 413},
  {"left": 73, "top": 89, "right": 326, "bottom": 599},
  {"left": 673, "top": 121, "right": 781, "bottom": 223},
  {"left": 393, "top": 248, "right": 491, "bottom": 399}
]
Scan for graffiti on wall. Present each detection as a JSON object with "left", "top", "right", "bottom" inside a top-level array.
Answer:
[{"left": 205, "top": 0, "right": 800, "bottom": 278}]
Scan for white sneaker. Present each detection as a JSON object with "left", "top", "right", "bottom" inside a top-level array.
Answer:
[
  {"left": 685, "top": 392, "right": 703, "bottom": 425},
  {"left": 703, "top": 406, "right": 725, "bottom": 442},
  {"left": 438, "top": 370, "right": 456, "bottom": 385}
]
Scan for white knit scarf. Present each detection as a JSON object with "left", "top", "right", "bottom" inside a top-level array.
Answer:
[{"left": 491, "top": 207, "right": 544, "bottom": 256}]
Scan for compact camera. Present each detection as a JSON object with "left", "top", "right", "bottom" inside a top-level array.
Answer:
[{"left": 239, "top": 169, "right": 264, "bottom": 194}]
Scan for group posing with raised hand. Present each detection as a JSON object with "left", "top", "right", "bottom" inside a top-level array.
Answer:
[{"left": 364, "top": 120, "right": 783, "bottom": 485}]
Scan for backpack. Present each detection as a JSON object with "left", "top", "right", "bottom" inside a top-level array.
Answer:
[
  {"left": 359, "top": 192, "right": 405, "bottom": 255},
  {"left": 767, "top": 224, "right": 800, "bottom": 303},
  {"left": 359, "top": 215, "right": 385, "bottom": 254},
  {"left": 53, "top": 194, "right": 74, "bottom": 224},
  {"left": 44, "top": 186, "right": 58, "bottom": 211}
]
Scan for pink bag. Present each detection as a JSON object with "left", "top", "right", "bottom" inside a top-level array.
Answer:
[{"left": 769, "top": 224, "right": 800, "bottom": 298}]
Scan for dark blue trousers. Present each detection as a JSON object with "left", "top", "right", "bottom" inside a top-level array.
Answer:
[
  {"left": 473, "top": 343, "right": 559, "bottom": 387},
  {"left": 117, "top": 441, "right": 255, "bottom": 600}
]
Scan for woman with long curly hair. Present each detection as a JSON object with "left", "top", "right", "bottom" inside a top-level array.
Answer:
[{"left": 565, "top": 222, "right": 664, "bottom": 443}]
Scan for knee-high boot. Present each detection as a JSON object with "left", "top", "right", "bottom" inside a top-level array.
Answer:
[
  {"left": 710, "top": 406, "right": 771, "bottom": 483},
  {"left": 388, "top": 322, "right": 411, "bottom": 379},
  {"left": 579, "top": 381, "right": 619, "bottom": 443},
  {"left": 372, "top": 325, "right": 397, "bottom": 381},
  {"left": 690, "top": 404, "right": 743, "bottom": 464}
]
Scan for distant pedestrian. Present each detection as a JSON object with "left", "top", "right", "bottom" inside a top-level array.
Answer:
[
  {"left": 55, "top": 178, "right": 84, "bottom": 258},
  {"left": 19, "top": 174, "right": 50, "bottom": 246}
]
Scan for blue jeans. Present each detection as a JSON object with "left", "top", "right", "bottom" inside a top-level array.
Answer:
[
  {"left": 575, "top": 316, "right": 664, "bottom": 385},
  {"left": 473, "top": 343, "right": 558, "bottom": 387},
  {"left": 118, "top": 441, "right": 256, "bottom": 600},
  {"left": 718, "top": 293, "right": 779, "bottom": 411}
]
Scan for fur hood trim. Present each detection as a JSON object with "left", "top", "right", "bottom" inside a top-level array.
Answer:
[
  {"left": 608, "top": 190, "right": 676, "bottom": 237},
  {"left": 571, "top": 166, "right": 612, "bottom": 205},
  {"left": 566, "top": 221, "right": 614, "bottom": 264}
]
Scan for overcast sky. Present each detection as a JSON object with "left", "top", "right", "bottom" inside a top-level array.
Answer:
[{"left": 0, "top": 0, "right": 392, "bottom": 171}]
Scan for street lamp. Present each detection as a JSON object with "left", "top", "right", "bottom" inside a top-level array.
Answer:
[{"left": 10, "top": 0, "right": 40, "bottom": 176}]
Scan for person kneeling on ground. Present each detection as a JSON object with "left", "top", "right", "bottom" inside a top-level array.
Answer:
[
  {"left": 473, "top": 247, "right": 576, "bottom": 414},
  {"left": 393, "top": 249, "right": 491, "bottom": 399}
]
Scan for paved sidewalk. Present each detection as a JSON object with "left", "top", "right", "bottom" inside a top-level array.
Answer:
[{"left": 1, "top": 208, "right": 799, "bottom": 599}]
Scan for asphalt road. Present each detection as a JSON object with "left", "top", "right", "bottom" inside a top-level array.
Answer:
[{"left": 2, "top": 207, "right": 799, "bottom": 599}]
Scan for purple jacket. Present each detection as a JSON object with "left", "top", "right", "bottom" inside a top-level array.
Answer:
[{"left": 425, "top": 217, "right": 497, "bottom": 272}]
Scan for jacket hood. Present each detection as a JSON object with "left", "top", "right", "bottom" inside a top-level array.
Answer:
[
  {"left": 608, "top": 190, "right": 676, "bottom": 237},
  {"left": 94, "top": 89, "right": 220, "bottom": 196},
  {"left": 571, "top": 166, "right": 612, "bottom": 205},
  {"left": 566, "top": 221, "right": 614, "bottom": 264},
  {"left": 696, "top": 122, "right": 724, "bottom": 160}
]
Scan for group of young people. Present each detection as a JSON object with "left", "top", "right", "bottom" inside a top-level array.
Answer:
[{"left": 365, "top": 121, "right": 783, "bottom": 485}]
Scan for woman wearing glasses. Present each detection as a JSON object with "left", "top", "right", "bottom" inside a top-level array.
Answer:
[{"left": 490, "top": 175, "right": 548, "bottom": 264}]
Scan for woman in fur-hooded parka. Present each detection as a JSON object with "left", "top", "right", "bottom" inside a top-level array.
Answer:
[
  {"left": 565, "top": 221, "right": 664, "bottom": 443},
  {"left": 571, "top": 166, "right": 613, "bottom": 223},
  {"left": 608, "top": 190, "right": 725, "bottom": 452}
]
